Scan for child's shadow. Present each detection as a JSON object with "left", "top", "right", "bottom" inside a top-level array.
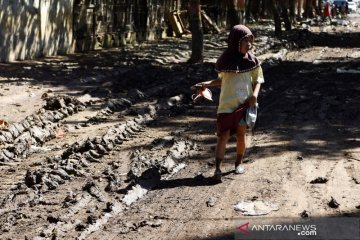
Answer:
[{"left": 154, "top": 170, "right": 234, "bottom": 190}]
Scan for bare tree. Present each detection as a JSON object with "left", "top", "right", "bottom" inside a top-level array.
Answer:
[{"left": 187, "top": 0, "right": 203, "bottom": 63}]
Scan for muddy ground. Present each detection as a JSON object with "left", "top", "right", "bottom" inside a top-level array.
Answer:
[{"left": 0, "top": 19, "right": 359, "bottom": 240}]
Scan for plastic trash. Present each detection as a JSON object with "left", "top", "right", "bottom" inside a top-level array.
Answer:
[
  {"left": 192, "top": 88, "right": 213, "bottom": 104},
  {"left": 246, "top": 104, "right": 258, "bottom": 129},
  {"left": 234, "top": 200, "right": 279, "bottom": 216}
]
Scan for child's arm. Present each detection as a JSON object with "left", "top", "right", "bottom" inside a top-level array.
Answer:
[
  {"left": 191, "top": 78, "right": 221, "bottom": 90},
  {"left": 248, "top": 66, "right": 264, "bottom": 107},
  {"left": 248, "top": 83, "right": 261, "bottom": 107}
]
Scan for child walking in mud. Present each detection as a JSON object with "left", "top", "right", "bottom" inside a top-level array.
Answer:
[{"left": 192, "top": 25, "right": 264, "bottom": 182}]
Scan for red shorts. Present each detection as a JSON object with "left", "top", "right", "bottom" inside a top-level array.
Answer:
[{"left": 216, "top": 102, "right": 249, "bottom": 136}]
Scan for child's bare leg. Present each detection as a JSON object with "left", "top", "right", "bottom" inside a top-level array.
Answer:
[
  {"left": 215, "top": 130, "right": 230, "bottom": 173},
  {"left": 235, "top": 125, "right": 247, "bottom": 171}
]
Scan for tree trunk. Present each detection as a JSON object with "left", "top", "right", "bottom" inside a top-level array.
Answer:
[
  {"left": 304, "top": 0, "right": 314, "bottom": 18},
  {"left": 245, "top": 0, "right": 253, "bottom": 22},
  {"left": 188, "top": 0, "right": 203, "bottom": 64},
  {"left": 281, "top": 0, "right": 292, "bottom": 31},
  {"left": 289, "top": 0, "right": 296, "bottom": 23},
  {"left": 227, "top": 0, "right": 239, "bottom": 28},
  {"left": 251, "top": 0, "right": 261, "bottom": 21},
  {"left": 316, "top": 0, "right": 322, "bottom": 16},
  {"left": 298, "top": 0, "right": 304, "bottom": 18},
  {"left": 271, "top": 0, "right": 282, "bottom": 35}
]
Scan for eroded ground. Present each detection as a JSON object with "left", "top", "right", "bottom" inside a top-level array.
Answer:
[{"left": 0, "top": 21, "right": 359, "bottom": 240}]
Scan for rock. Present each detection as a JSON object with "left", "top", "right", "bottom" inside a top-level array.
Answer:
[
  {"left": 75, "top": 222, "right": 86, "bottom": 231},
  {"left": 87, "top": 215, "right": 98, "bottom": 224},
  {"left": 105, "top": 202, "right": 114, "bottom": 212},
  {"left": 206, "top": 197, "right": 217, "bottom": 207},
  {"left": 328, "top": 196, "right": 340, "bottom": 208},
  {"left": 47, "top": 215, "right": 60, "bottom": 223},
  {"left": 43, "top": 97, "right": 67, "bottom": 110},
  {"left": 310, "top": 177, "right": 328, "bottom": 184},
  {"left": 300, "top": 210, "right": 310, "bottom": 218},
  {"left": 25, "top": 169, "right": 43, "bottom": 188}
]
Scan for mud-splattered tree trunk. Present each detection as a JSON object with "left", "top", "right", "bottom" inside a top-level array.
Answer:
[
  {"left": 187, "top": 0, "right": 203, "bottom": 64},
  {"left": 227, "top": 0, "right": 240, "bottom": 28}
]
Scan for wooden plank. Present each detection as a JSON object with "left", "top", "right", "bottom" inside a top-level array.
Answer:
[
  {"left": 168, "top": 10, "right": 185, "bottom": 37},
  {"left": 201, "top": 10, "right": 220, "bottom": 33}
]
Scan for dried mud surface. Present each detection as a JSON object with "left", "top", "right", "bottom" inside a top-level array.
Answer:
[{"left": 0, "top": 22, "right": 359, "bottom": 240}]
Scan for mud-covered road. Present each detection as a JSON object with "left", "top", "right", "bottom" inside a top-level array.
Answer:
[{"left": 0, "top": 21, "right": 359, "bottom": 240}]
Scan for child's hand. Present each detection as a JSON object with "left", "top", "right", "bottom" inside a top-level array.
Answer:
[
  {"left": 247, "top": 95, "right": 257, "bottom": 107},
  {"left": 191, "top": 83, "right": 206, "bottom": 90}
]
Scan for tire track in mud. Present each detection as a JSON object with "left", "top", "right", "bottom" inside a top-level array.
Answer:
[
  {"left": 0, "top": 96, "right": 154, "bottom": 227},
  {"left": 0, "top": 86, "right": 198, "bottom": 239},
  {"left": 0, "top": 96, "right": 86, "bottom": 199},
  {"left": 0, "top": 49, "right": 214, "bottom": 238},
  {"left": 44, "top": 131, "right": 196, "bottom": 239},
  {"left": 0, "top": 108, "right": 138, "bottom": 236},
  {"left": 0, "top": 95, "right": 86, "bottom": 163},
  {"left": 93, "top": 173, "right": 218, "bottom": 240},
  {"left": 0, "top": 54, "right": 196, "bottom": 204}
]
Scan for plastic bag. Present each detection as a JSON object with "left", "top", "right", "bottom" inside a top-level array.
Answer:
[
  {"left": 191, "top": 88, "right": 213, "bottom": 104},
  {"left": 246, "top": 105, "right": 258, "bottom": 129}
]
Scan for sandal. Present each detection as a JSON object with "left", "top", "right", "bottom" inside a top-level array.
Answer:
[
  {"left": 235, "top": 165, "right": 245, "bottom": 174},
  {"left": 213, "top": 169, "right": 222, "bottom": 182}
]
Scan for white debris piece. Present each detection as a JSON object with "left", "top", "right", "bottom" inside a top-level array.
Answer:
[{"left": 234, "top": 200, "right": 279, "bottom": 216}]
